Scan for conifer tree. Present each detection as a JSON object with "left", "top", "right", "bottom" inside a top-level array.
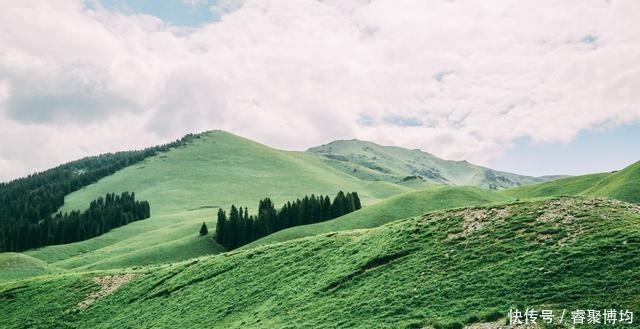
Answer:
[
  {"left": 216, "top": 209, "right": 226, "bottom": 244},
  {"left": 352, "top": 192, "right": 362, "bottom": 210},
  {"left": 345, "top": 192, "right": 356, "bottom": 213},
  {"left": 213, "top": 191, "right": 362, "bottom": 250},
  {"left": 332, "top": 191, "right": 346, "bottom": 217},
  {"left": 199, "top": 222, "right": 209, "bottom": 236},
  {"left": 229, "top": 205, "right": 240, "bottom": 249}
]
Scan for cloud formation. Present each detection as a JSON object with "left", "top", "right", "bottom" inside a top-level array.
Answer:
[{"left": 1, "top": 0, "right": 639, "bottom": 181}]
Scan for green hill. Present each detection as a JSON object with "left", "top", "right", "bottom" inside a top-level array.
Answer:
[
  {"left": 0, "top": 253, "right": 64, "bottom": 282},
  {"left": 22, "top": 131, "right": 554, "bottom": 270},
  {"left": 583, "top": 161, "right": 640, "bottom": 203},
  {"left": 2, "top": 197, "right": 639, "bottom": 328},
  {"left": 503, "top": 161, "right": 640, "bottom": 204},
  {"left": 24, "top": 131, "right": 425, "bottom": 270},
  {"left": 308, "top": 139, "right": 555, "bottom": 189},
  {"left": 503, "top": 172, "right": 611, "bottom": 199},
  {"left": 242, "top": 186, "right": 512, "bottom": 249}
]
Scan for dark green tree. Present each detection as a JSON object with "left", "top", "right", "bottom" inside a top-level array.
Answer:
[
  {"left": 214, "top": 191, "right": 362, "bottom": 250},
  {"left": 352, "top": 192, "right": 362, "bottom": 210},
  {"left": 216, "top": 209, "right": 226, "bottom": 244},
  {"left": 199, "top": 222, "right": 209, "bottom": 236}
]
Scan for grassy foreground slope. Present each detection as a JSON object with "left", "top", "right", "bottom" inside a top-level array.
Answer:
[
  {"left": 308, "top": 139, "right": 556, "bottom": 189},
  {"left": 24, "top": 131, "right": 417, "bottom": 270},
  {"left": 242, "top": 186, "right": 512, "bottom": 249},
  {"left": 2, "top": 197, "right": 639, "bottom": 328}
]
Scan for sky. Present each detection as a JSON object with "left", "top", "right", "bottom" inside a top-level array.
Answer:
[{"left": 1, "top": 0, "right": 639, "bottom": 181}]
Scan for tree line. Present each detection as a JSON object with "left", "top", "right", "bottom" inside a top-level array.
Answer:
[
  {"left": 0, "top": 192, "right": 150, "bottom": 252},
  {"left": 0, "top": 133, "right": 198, "bottom": 251},
  {"left": 215, "top": 191, "right": 361, "bottom": 249}
]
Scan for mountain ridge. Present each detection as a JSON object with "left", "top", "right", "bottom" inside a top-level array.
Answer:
[{"left": 307, "top": 138, "right": 558, "bottom": 189}]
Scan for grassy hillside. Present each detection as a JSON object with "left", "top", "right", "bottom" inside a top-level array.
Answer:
[
  {"left": 503, "top": 160, "right": 640, "bottom": 205},
  {"left": 2, "top": 197, "right": 639, "bottom": 328},
  {"left": 584, "top": 161, "right": 640, "bottom": 203},
  {"left": 503, "top": 172, "right": 611, "bottom": 199},
  {"left": 308, "top": 139, "right": 554, "bottom": 189},
  {"left": 242, "top": 186, "right": 512, "bottom": 249},
  {"left": 0, "top": 253, "right": 65, "bottom": 282},
  {"left": 24, "top": 131, "right": 420, "bottom": 270}
]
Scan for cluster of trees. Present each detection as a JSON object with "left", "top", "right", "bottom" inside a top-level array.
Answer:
[
  {"left": 215, "top": 191, "right": 361, "bottom": 249},
  {"left": 0, "top": 133, "right": 197, "bottom": 251},
  {"left": 0, "top": 192, "right": 150, "bottom": 252}
]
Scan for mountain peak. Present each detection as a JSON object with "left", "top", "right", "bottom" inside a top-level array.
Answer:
[{"left": 307, "top": 139, "right": 550, "bottom": 189}]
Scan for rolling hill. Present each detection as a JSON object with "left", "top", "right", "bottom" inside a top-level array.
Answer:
[
  {"left": 2, "top": 130, "right": 640, "bottom": 329},
  {"left": 583, "top": 161, "right": 640, "bottom": 203},
  {"left": 0, "top": 253, "right": 65, "bottom": 282},
  {"left": 17, "top": 130, "right": 554, "bottom": 271},
  {"left": 244, "top": 156, "right": 639, "bottom": 251},
  {"left": 22, "top": 131, "right": 437, "bottom": 270},
  {"left": 308, "top": 139, "right": 558, "bottom": 189},
  {"left": 2, "top": 197, "right": 639, "bottom": 328},
  {"left": 503, "top": 172, "right": 612, "bottom": 199},
  {"left": 503, "top": 160, "right": 640, "bottom": 204},
  {"left": 242, "top": 186, "right": 512, "bottom": 250},
  {"left": 4, "top": 131, "right": 637, "bottom": 276}
]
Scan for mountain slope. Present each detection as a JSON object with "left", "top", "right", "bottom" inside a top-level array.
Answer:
[
  {"left": 24, "top": 131, "right": 421, "bottom": 270},
  {"left": 308, "top": 139, "right": 556, "bottom": 189},
  {"left": 503, "top": 172, "right": 611, "bottom": 199},
  {"left": 503, "top": 160, "right": 640, "bottom": 204},
  {"left": 241, "top": 186, "right": 512, "bottom": 249},
  {"left": 583, "top": 161, "right": 640, "bottom": 203},
  {"left": 0, "top": 253, "right": 64, "bottom": 282},
  {"left": 2, "top": 197, "right": 639, "bottom": 328}
]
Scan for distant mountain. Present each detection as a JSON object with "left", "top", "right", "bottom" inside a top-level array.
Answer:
[{"left": 307, "top": 139, "right": 559, "bottom": 189}]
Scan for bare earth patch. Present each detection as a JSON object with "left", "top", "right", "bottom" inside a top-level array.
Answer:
[
  {"left": 73, "top": 273, "right": 135, "bottom": 311},
  {"left": 462, "top": 207, "right": 511, "bottom": 234},
  {"left": 447, "top": 206, "right": 512, "bottom": 240},
  {"left": 536, "top": 198, "right": 579, "bottom": 223}
]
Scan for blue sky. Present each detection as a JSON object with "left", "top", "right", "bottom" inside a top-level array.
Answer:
[
  {"left": 489, "top": 122, "right": 640, "bottom": 176},
  {"left": 97, "top": 0, "right": 222, "bottom": 26}
]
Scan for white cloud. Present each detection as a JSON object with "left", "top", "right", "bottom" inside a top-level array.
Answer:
[{"left": 1, "top": 0, "right": 640, "bottom": 181}]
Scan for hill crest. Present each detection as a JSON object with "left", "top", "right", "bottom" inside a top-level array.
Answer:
[{"left": 307, "top": 138, "right": 554, "bottom": 189}]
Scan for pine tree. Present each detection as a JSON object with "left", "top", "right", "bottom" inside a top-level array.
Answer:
[
  {"left": 215, "top": 208, "right": 226, "bottom": 244},
  {"left": 229, "top": 205, "right": 240, "bottom": 249},
  {"left": 199, "top": 222, "right": 209, "bottom": 236},
  {"left": 322, "top": 195, "right": 331, "bottom": 220},
  {"left": 352, "top": 192, "right": 362, "bottom": 210},
  {"left": 332, "top": 191, "right": 347, "bottom": 217},
  {"left": 345, "top": 192, "right": 356, "bottom": 213}
]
